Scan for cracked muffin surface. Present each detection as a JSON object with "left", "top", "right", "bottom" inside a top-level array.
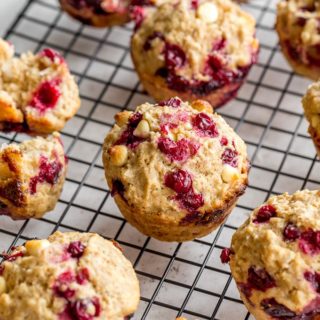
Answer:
[
  {"left": 0, "top": 132, "right": 67, "bottom": 220},
  {"left": 226, "top": 190, "right": 320, "bottom": 320},
  {"left": 103, "top": 98, "right": 249, "bottom": 242},
  {"left": 276, "top": 0, "right": 320, "bottom": 80},
  {"left": 0, "top": 40, "right": 80, "bottom": 135},
  {"left": 131, "top": 0, "right": 259, "bottom": 107},
  {"left": 0, "top": 231, "right": 140, "bottom": 320}
]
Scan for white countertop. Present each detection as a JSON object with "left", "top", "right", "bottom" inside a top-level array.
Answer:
[{"left": 0, "top": 0, "right": 28, "bottom": 36}]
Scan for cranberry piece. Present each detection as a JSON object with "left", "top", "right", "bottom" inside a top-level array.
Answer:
[
  {"left": 261, "top": 298, "right": 297, "bottom": 318},
  {"left": 166, "top": 73, "right": 190, "bottom": 92},
  {"left": 247, "top": 266, "right": 276, "bottom": 292},
  {"left": 131, "top": 6, "right": 145, "bottom": 30},
  {"left": 2, "top": 251, "right": 24, "bottom": 262},
  {"left": 67, "top": 241, "right": 86, "bottom": 258},
  {"left": 143, "top": 32, "right": 164, "bottom": 51},
  {"left": 53, "top": 270, "right": 76, "bottom": 299},
  {"left": 76, "top": 268, "right": 90, "bottom": 285},
  {"left": 220, "top": 136, "right": 228, "bottom": 146},
  {"left": 111, "top": 179, "right": 125, "bottom": 198},
  {"left": 299, "top": 229, "right": 320, "bottom": 255},
  {"left": 283, "top": 223, "right": 300, "bottom": 241},
  {"left": 220, "top": 248, "right": 232, "bottom": 264},
  {"left": 158, "top": 137, "right": 200, "bottom": 162},
  {"left": 165, "top": 170, "right": 192, "bottom": 193},
  {"left": 30, "top": 79, "right": 61, "bottom": 113},
  {"left": 29, "top": 155, "right": 63, "bottom": 195},
  {"left": 253, "top": 205, "right": 277, "bottom": 224},
  {"left": 115, "top": 112, "right": 146, "bottom": 149},
  {"left": 131, "top": 0, "right": 153, "bottom": 5},
  {"left": 164, "top": 43, "right": 186, "bottom": 70},
  {"left": 39, "top": 48, "right": 64, "bottom": 63},
  {"left": 158, "top": 97, "right": 182, "bottom": 108},
  {"left": 208, "top": 54, "right": 224, "bottom": 71},
  {"left": 0, "top": 265, "right": 4, "bottom": 275},
  {"left": 212, "top": 39, "right": 226, "bottom": 51},
  {"left": 296, "top": 16, "right": 307, "bottom": 27},
  {"left": 304, "top": 271, "right": 320, "bottom": 293},
  {"left": 192, "top": 113, "right": 219, "bottom": 137},
  {"left": 221, "top": 148, "right": 239, "bottom": 168},
  {"left": 71, "top": 297, "right": 101, "bottom": 320},
  {"left": 179, "top": 192, "right": 204, "bottom": 212},
  {"left": 190, "top": 0, "right": 199, "bottom": 9}
]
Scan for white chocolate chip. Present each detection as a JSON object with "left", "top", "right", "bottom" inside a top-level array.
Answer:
[
  {"left": 110, "top": 145, "right": 128, "bottom": 167},
  {"left": 25, "top": 239, "right": 50, "bottom": 256},
  {"left": 133, "top": 120, "right": 150, "bottom": 138},
  {"left": 221, "top": 165, "right": 240, "bottom": 183},
  {"left": 114, "top": 111, "right": 132, "bottom": 127},
  {"left": 0, "top": 277, "right": 6, "bottom": 295},
  {"left": 197, "top": 2, "right": 218, "bottom": 23}
]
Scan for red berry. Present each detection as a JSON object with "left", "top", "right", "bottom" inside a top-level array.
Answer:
[
  {"left": 192, "top": 113, "right": 219, "bottom": 137},
  {"left": 261, "top": 298, "right": 296, "bottom": 318},
  {"left": 67, "top": 241, "right": 86, "bottom": 258},
  {"left": 39, "top": 48, "right": 64, "bottom": 63},
  {"left": 221, "top": 148, "right": 239, "bottom": 168},
  {"left": 53, "top": 270, "right": 76, "bottom": 299},
  {"left": 76, "top": 268, "right": 90, "bottom": 285},
  {"left": 299, "top": 229, "right": 320, "bottom": 255},
  {"left": 164, "top": 43, "right": 186, "bottom": 70},
  {"left": 253, "top": 205, "right": 277, "bottom": 224},
  {"left": 220, "top": 136, "right": 228, "bottom": 146},
  {"left": 71, "top": 297, "right": 101, "bottom": 320},
  {"left": 158, "top": 97, "right": 182, "bottom": 108},
  {"left": 190, "top": 0, "right": 199, "bottom": 9},
  {"left": 180, "top": 192, "right": 204, "bottom": 212},
  {"left": 30, "top": 79, "right": 61, "bottom": 113},
  {"left": 220, "top": 248, "right": 232, "bottom": 264},
  {"left": 283, "top": 223, "right": 300, "bottom": 241},
  {"left": 143, "top": 32, "right": 164, "bottom": 51},
  {"left": 304, "top": 271, "right": 320, "bottom": 293},
  {"left": 247, "top": 266, "right": 276, "bottom": 292},
  {"left": 165, "top": 170, "right": 192, "bottom": 193}
]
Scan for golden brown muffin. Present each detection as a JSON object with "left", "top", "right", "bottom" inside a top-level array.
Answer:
[
  {"left": 0, "top": 40, "right": 80, "bottom": 135},
  {"left": 103, "top": 98, "right": 249, "bottom": 242},
  {"left": 303, "top": 80, "right": 320, "bottom": 158},
  {"left": 0, "top": 133, "right": 67, "bottom": 220},
  {"left": 276, "top": 0, "right": 320, "bottom": 80},
  {"left": 131, "top": 0, "right": 259, "bottom": 108},
  {"left": 222, "top": 190, "right": 320, "bottom": 320},
  {"left": 0, "top": 231, "right": 140, "bottom": 320}
]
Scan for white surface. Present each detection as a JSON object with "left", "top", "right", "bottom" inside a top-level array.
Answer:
[{"left": 0, "top": 0, "right": 27, "bottom": 36}]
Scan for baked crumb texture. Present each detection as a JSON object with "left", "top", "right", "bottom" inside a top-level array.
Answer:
[
  {"left": 0, "top": 231, "right": 140, "bottom": 320},
  {"left": 103, "top": 98, "right": 249, "bottom": 242},
  {"left": 229, "top": 190, "right": 320, "bottom": 320},
  {"left": 0, "top": 133, "right": 67, "bottom": 220},
  {"left": 0, "top": 40, "right": 80, "bottom": 135},
  {"left": 131, "top": 0, "right": 259, "bottom": 108},
  {"left": 276, "top": 0, "right": 320, "bottom": 80}
]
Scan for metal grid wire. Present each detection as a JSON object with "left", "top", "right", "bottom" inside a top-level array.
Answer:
[{"left": 0, "top": 0, "right": 319, "bottom": 319}]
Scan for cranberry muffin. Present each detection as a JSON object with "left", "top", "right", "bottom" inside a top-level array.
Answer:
[
  {"left": 131, "top": 0, "right": 259, "bottom": 108},
  {"left": 276, "top": 0, "right": 320, "bottom": 80},
  {"left": 303, "top": 80, "right": 320, "bottom": 158},
  {"left": 0, "top": 231, "right": 140, "bottom": 320},
  {"left": 0, "top": 41, "right": 80, "bottom": 135},
  {"left": 103, "top": 98, "right": 249, "bottom": 242},
  {"left": 0, "top": 133, "right": 67, "bottom": 220},
  {"left": 59, "top": 0, "right": 131, "bottom": 27},
  {"left": 222, "top": 190, "right": 320, "bottom": 320}
]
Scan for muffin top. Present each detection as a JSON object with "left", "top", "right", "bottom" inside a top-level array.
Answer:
[
  {"left": 103, "top": 98, "right": 248, "bottom": 226},
  {"left": 0, "top": 231, "right": 140, "bottom": 320},
  {"left": 229, "top": 190, "right": 320, "bottom": 318},
  {"left": 131, "top": 0, "right": 258, "bottom": 92},
  {"left": 0, "top": 133, "right": 67, "bottom": 219},
  {"left": 64, "top": 0, "right": 129, "bottom": 14},
  {"left": 303, "top": 80, "right": 320, "bottom": 132}
]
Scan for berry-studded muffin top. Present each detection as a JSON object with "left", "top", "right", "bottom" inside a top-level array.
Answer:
[
  {"left": 0, "top": 40, "right": 80, "bottom": 134},
  {"left": 103, "top": 98, "right": 249, "bottom": 226},
  {"left": 131, "top": 0, "right": 259, "bottom": 94},
  {"left": 0, "top": 232, "right": 139, "bottom": 320},
  {"left": 229, "top": 190, "right": 320, "bottom": 319},
  {"left": 277, "top": 0, "right": 320, "bottom": 61},
  {"left": 303, "top": 80, "right": 320, "bottom": 132}
]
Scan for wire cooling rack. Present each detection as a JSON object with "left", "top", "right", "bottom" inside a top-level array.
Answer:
[{"left": 0, "top": 0, "right": 319, "bottom": 319}]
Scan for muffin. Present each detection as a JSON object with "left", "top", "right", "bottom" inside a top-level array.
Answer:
[
  {"left": 302, "top": 80, "right": 320, "bottom": 157},
  {"left": 276, "top": 0, "right": 320, "bottom": 80},
  {"left": 222, "top": 190, "right": 320, "bottom": 320},
  {"left": 0, "top": 133, "right": 67, "bottom": 220},
  {"left": 131, "top": 0, "right": 259, "bottom": 108},
  {"left": 0, "top": 40, "right": 80, "bottom": 135},
  {"left": 103, "top": 98, "right": 249, "bottom": 242},
  {"left": 59, "top": 0, "right": 131, "bottom": 27},
  {"left": 0, "top": 231, "right": 140, "bottom": 320}
]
